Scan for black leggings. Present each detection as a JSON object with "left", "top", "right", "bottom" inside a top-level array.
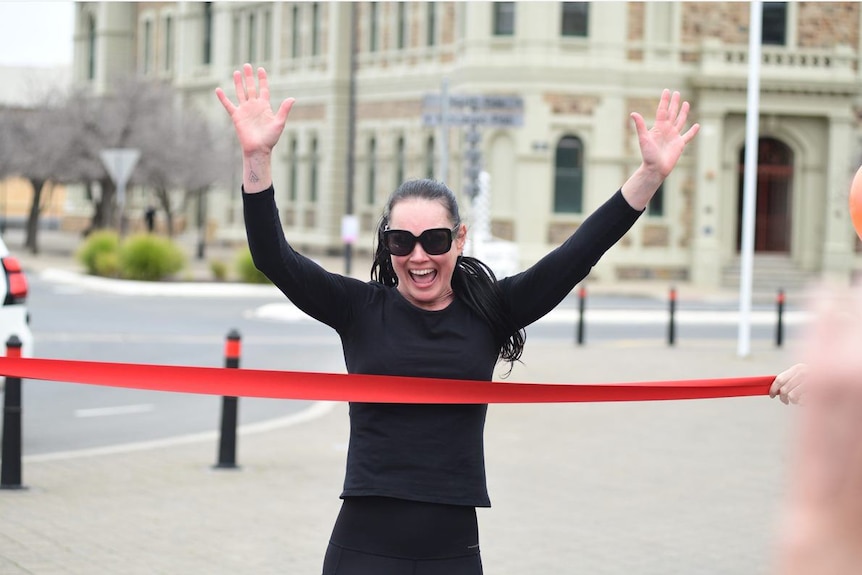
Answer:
[{"left": 322, "top": 496, "right": 483, "bottom": 575}]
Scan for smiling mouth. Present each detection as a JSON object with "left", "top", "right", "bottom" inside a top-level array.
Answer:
[{"left": 409, "top": 269, "right": 437, "bottom": 285}]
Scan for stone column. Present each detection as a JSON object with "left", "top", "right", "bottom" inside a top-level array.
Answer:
[
  {"left": 820, "top": 114, "right": 855, "bottom": 283},
  {"left": 690, "top": 112, "right": 724, "bottom": 287}
]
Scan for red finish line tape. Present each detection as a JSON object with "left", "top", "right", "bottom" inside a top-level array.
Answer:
[{"left": 0, "top": 357, "right": 774, "bottom": 404}]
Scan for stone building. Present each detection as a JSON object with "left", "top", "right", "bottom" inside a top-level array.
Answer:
[{"left": 71, "top": 2, "right": 862, "bottom": 289}]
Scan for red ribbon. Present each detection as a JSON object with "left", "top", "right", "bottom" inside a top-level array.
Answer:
[{"left": 0, "top": 356, "right": 773, "bottom": 404}]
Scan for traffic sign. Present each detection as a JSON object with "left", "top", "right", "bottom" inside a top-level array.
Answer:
[
  {"left": 422, "top": 112, "right": 523, "bottom": 127},
  {"left": 100, "top": 148, "right": 140, "bottom": 189},
  {"left": 422, "top": 94, "right": 523, "bottom": 110}
]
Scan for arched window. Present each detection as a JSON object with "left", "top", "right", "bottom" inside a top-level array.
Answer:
[{"left": 553, "top": 136, "right": 584, "bottom": 213}]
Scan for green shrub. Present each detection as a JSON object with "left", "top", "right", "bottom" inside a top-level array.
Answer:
[
  {"left": 209, "top": 259, "right": 228, "bottom": 282},
  {"left": 93, "top": 250, "right": 121, "bottom": 278},
  {"left": 77, "top": 230, "right": 120, "bottom": 275},
  {"left": 118, "top": 234, "right": 185, "bottom": 281},
  {"left": 235, "top": 248, "right": 270, "bottom": 284}
]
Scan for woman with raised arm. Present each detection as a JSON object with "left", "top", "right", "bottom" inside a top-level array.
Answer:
[{"left": 217, "top": 63, "right": 699, "bottom": 575}]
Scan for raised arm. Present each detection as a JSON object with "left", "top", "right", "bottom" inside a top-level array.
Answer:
[
  {"left": 621, "top": 89, "right": 700, "bottom": 211},
  {"left": 215, "top": 64, "right": 295, "bottom": 193}
]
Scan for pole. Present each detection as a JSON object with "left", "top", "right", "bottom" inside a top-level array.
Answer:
[
  {"left": 576, "top": 285, "right": 586, "bottom": 346},
  {"left": 668, "top": 287, "right": 677, "bottom": 347},
  {"left": 1, "top": 335, "right": 25, "bottom": 489},
  {"left": 738, "top": 1, "right": 763, "bottom": 358},
  {"left": 344, "top": 2, "right": 358, "bottom": 276},
  {"left": 775, "top": 288, "right": 785, "bottom": 347},
  {"left": 214, "top": 329, "right": 241, "bottom": 470}
]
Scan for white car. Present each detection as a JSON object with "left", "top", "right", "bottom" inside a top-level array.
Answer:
[{"left": 0, "top": 236, "right": 33, "bottom": 359}]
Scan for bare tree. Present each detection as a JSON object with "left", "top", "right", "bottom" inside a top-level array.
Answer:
[
  {"left": 133, "top": 92, "right": 233, "bottom": 243},
  {"left": 0, "top": 101, "right": 76, "bottom": 254},
  {"left": 4, "top": 76, "right": 233, "bottom": 249}
]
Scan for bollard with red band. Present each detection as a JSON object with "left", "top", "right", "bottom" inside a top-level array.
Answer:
[
  {"left": 1, "top": 335, "right": 25, "bottom": 489},
  {"left": 776, "top": 289, "right": 785, "bottom": 348},
  {"left": 215, "top": 329, "right": 241, "bottom": 470},
  {"left": 576, "top": 285, "right": 587, "bottom": 346},
  {"left": 668, "top": 287, "right": 677, "bottom": 347}
]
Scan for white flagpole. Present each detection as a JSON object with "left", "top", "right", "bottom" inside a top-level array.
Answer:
[{"left": 738, "top": 1, "right": 763, "bottom": 357}]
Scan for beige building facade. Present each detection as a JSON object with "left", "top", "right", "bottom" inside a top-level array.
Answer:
[{"left": 71, "top": 1, "right": 862, "bottom": 288}]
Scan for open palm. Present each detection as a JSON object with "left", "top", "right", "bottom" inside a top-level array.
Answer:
[
  {"left": 631, "top": 89, "right": 699, "bottom": 179},
  {"left": 215, "top": 64, "right": 294, "bottom": 156}
]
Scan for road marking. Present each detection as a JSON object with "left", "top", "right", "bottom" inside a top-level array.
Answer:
[
  {"left": 24, "top": 401, "right": 337, "bottom": 462},
  {"left": 74, "top": 404, "right": 155, "bottom": 418},
  {"left": 31, "top": 332, "right": 340, "bottom": 345}
]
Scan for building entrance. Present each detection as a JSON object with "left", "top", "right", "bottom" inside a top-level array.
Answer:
[{"left": 736, "top": 137, "right": 793, "bottom": 252}]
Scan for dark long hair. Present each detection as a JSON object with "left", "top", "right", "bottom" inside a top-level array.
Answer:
[{"left": 371, "top": 179, "right": 525, "bottom": 372}]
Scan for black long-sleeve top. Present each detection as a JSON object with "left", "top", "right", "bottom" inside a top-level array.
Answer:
[{"left": 243, "top": 186, "right": 642, "bottom": 507}]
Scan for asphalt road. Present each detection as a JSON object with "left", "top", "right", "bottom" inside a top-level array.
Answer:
[{"left": 17, "top": 271, "right": 804, "bottom": 456}]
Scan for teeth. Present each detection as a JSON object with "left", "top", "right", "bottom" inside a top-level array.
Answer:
[{"left": 411, "top": 269, "right": 433, "bottom": 276}]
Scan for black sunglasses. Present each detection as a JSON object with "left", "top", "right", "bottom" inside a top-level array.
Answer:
[{"left": 382, "top": 227, "right": 458, "bottom": 256}]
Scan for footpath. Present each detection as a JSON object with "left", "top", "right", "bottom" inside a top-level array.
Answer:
[{"left": 1, "top": 227, "right": 801, "bottom": 574}]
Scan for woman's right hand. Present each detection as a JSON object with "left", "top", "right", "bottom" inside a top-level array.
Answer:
[
  {"left": 216, "top": 64, "right": 294, "bottom": 191},
  {"left": 216, "top": 63, "right": 294, "bottom": 156}
]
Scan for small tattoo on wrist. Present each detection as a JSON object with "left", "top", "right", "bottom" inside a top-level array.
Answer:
[{"left": 249, "top": 171, "right": 260, "bottom": 183}]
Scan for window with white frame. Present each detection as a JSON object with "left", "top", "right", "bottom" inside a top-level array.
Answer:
[
  {"left": 367, "top": 137, "right": 377, "bottom": 205},
  {"left": 427, "top": 2, "right": 436, "bottom": 47},
  {"left": 312, "top": 2, "right": 320, "bottom": 56},
  {"left": 143, "top": 19, "right": 154, "bottom": 74},
  {"left": 553, "top": 135, "right": 584, "bottom": 213},
  {"left": 310, "top": 136, "right": 319, "bottom": 203},
  {"left": 163, "top": 14, "right": 173, "bottom": 72},
  {"left": 395, "top": 136, "right": 405, "bottom": 187},
  {"left": 202, "top": 3, "right": 213, "bottom": 65},
  {"left": 425, "top": 135, "right": 435, "bottom": 179},
  {"left": 369, "top": 2, "right": 378, "bottom": 52},
  {"left": 493, "top": 3, "right": 515, "bottom": 36},
  {"left": 561, "top": 2, "right": 588, "bottom": 37},
  {"left": 762, "top": 2, "right": 787, "bottom": 46},
  {"left": 397, "top": 3, "right": 408, "bottom": 49},
  {"left": 292, "top": 5, "right": 301, "bottom": 58}
]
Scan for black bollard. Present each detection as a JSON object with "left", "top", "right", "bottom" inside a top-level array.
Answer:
[
  {"left": 214, "top": 329, "right": 241, "bottom": 470},
  {"left": 668, "top": 287, "right": 677, "bottom": 347},
  {"left": 776, "top": 289, "right": 785, "bottom": 348},
  {"left": 1, "top": 335, "right": 25, "bottom": 489},
  {"left": 576, "top": 285, "right": 586, "bottom": 346}
]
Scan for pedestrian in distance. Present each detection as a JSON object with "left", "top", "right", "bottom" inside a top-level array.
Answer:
[
  {"left": 144, "top": 205, "right": 156, "bottom": 233},
  {"left": 216, "top": 63, "right": 789, "bottom": 574}
]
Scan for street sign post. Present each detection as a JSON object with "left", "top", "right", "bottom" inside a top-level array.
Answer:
[{"left": 100, "top": 148, "right": 140, "bottom": 236}]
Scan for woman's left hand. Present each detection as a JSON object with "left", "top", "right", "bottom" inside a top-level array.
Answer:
[
  {"left": 770, "top": 363, "right": 808, "bottom": 405},
  {"left": 631, "top": 89, "right": 700, "bottom": 181}
]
